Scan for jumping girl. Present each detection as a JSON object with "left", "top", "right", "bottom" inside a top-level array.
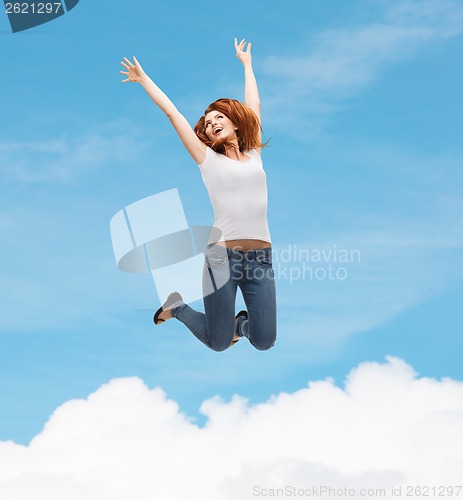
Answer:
[{"left": 120, "top": 38, "right": 276, "bottom": 351}]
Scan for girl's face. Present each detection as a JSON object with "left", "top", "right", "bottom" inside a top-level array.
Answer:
[{"left": 204, "top": 110, "right": 237, "bottom": 142}]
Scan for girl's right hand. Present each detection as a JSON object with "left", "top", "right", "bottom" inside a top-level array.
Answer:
[{"left": 120, "top": 56, "right": 146, "bottom": 83}]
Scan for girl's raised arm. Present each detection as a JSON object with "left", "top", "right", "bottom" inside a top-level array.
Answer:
[
  {"left": 234, "top": 38, "right": 262, "bottom": 153},
  {"left": 120, "top": 56, "right": 206, "bottom": 165}
]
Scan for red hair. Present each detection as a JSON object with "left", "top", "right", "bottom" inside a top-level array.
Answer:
[{"left": 194, "top": 98, "right": 268, "bottom": 155}]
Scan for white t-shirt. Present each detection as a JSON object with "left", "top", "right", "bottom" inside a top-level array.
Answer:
[{"left": 198, "top": 146, "right": 272, "bottom": 246}]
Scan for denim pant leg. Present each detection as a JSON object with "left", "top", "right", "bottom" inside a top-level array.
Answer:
[
  {"left": 170, "top": 250, "right": 240, "bottom": 352},
  {"left": 236, "top": 249, "right": 277, "bottom": 351}
]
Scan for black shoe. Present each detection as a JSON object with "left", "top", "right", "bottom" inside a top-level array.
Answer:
[
  {"left": 231, "top": 310, "right": 248, "bottom": 345},
  {"left": 153, "top": 292, "right": 184, "bottom": 325}
]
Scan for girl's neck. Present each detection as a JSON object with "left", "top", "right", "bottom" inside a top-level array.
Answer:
[{"left": 224, "top": 142, "right": 243, "bottom": 161}]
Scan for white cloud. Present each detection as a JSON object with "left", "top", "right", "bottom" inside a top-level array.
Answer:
[
  {"left": 1, "top": 357, "right": 462, "bottom": 499},
  {"left": 0, "top": 119, "right": 149, "bottom": 184},
  {"left": 261, "top": 0, "right": 463, "bottom": 136}
]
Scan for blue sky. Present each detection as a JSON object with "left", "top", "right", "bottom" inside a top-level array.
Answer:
[{"left": 1, "top": 0, "right": 463, "bottom": 445}]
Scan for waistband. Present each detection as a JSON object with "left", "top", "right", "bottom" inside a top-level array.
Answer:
[{"left": 206, "top": 243, "right": 272, "bottom": 260}]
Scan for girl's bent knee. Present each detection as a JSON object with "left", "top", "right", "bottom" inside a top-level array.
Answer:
[
  {"left": 208, "top": 335, "right": 233, "bottom": 352},
  {"left": 209, "top": 342, "right": 230, "bottom": 352},
  {"left": 252, "top": 338, "right": 276, "bottom": 351}
]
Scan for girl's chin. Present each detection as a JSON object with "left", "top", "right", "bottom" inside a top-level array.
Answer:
[{"left": 209, "top": 132, "right": 234, "bottom": 142}]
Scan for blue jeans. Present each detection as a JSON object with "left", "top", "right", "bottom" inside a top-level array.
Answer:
[{"left": 171, "top": 244, "right": 277, "bottom": 351}]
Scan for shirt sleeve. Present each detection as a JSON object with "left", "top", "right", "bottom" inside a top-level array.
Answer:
[
  {"left": 249, "top": 149, "right": 263, "bottom": 165},
  {"left": 198, "top": 146, "right": 212, "bottom": 170}
]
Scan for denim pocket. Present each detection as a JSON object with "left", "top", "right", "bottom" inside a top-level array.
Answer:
[
  {"left": 256, "top": 252, "right": 272, "bottom": 266},
  {"left": 206, "top": 251, "right": 228, "bottom": 267}
]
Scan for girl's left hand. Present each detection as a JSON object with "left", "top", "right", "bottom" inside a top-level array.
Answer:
[{"left": 234, "top": 37, "right": 252, "bottom": 66}]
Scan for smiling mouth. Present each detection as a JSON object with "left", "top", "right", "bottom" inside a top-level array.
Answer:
[{"left": 213, "top": 127, "right": 223, "bottom": 136}]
